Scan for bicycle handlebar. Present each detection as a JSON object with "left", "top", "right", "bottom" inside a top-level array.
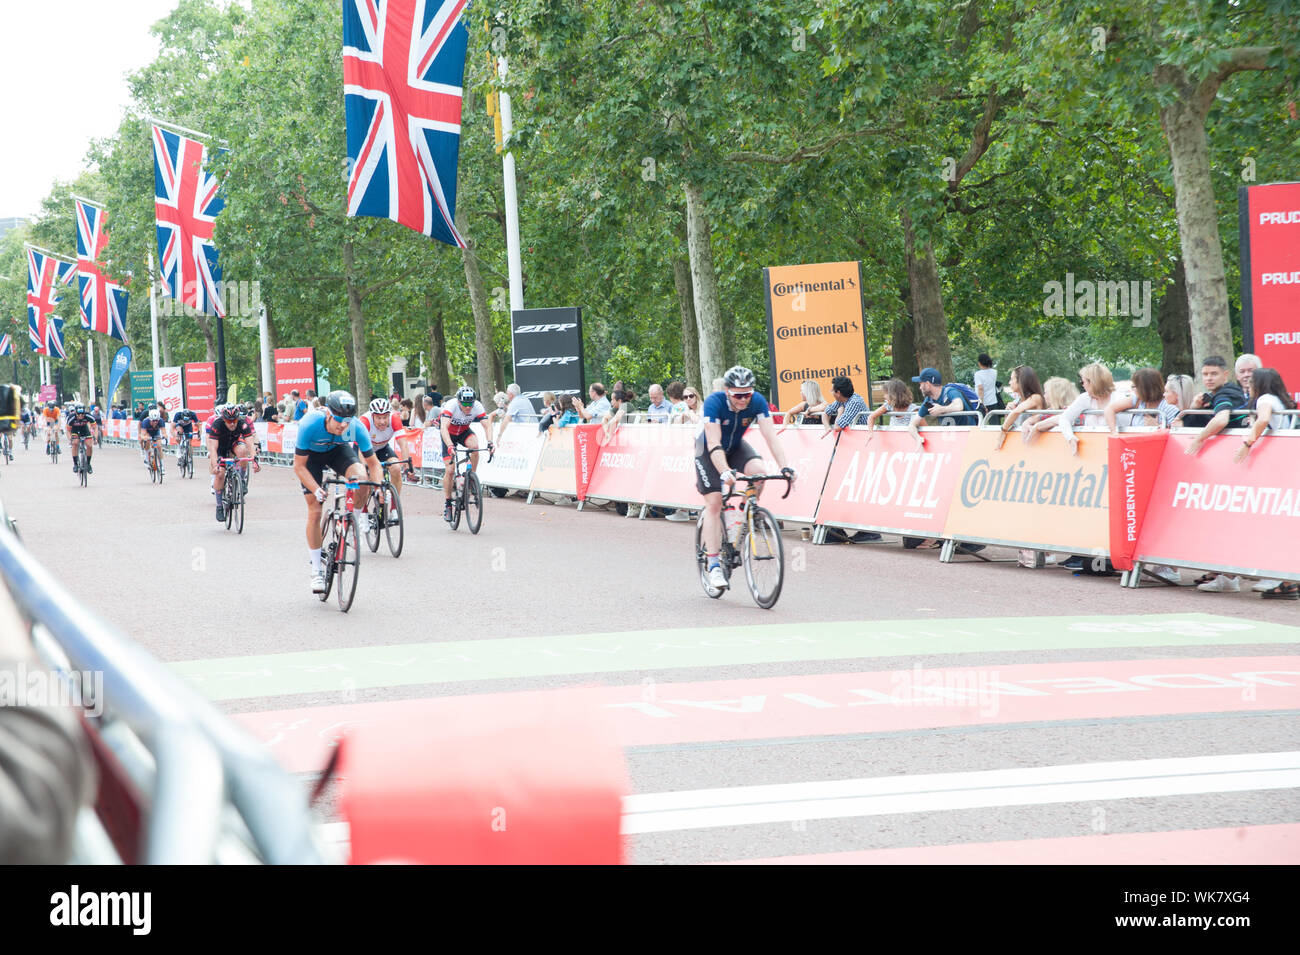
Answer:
[
  {"left": 724, "top": 472, "right": 794, "bottom": 501},
  {"left": 451, "top": 443, "right": 495, "bottom": 464}
]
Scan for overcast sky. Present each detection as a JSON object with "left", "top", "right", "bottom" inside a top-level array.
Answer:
[{"left": 0, "top": 0, "right": 181, "bottom": 220}]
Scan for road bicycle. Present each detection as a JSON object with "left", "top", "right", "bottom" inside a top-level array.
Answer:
[
  {"left": 319, "top": 476, "right": 385, "bottom": 613},
  {"left": 144, "top": 438, "right": 165, "bottom": 484},
  {"left": 22, "top": 421, "right": 35, "bottom": 450},
  {"left": 73, "top": 438, "right": 90, "bottom": 488},
  {"left": 217, "top": 457, "right": 253, "bottom": 534},
  {"left": 175, "top": 432, "right": 195, "bottom": 479},
  {"left": 364, "top": 457, "right": 413, "bottom": 557},
  {"left": 445, "top": 443, "right": 494, "bottom": 533},
  {"left": 0, "top": 431, "right": 11, "bottom": 464},
  {"left": 695, "top": 472, "right": 792, "bottom": 610},
  {"left": 46, "top": 431, "right": 60, "bottom": 464}
]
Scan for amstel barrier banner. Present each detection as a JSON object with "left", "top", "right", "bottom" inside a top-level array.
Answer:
[
  {"left": 815, "top": 427, "right": 970, "bottom": 536},
  {"left": 1133, "top": 431, "right": 1300, "bottom": 581},
  {"left": 530, "top": 426, "right": 577, "bottom": 496},
  {"left": 942, "top": 428, "right": 1111, "bottom": 554},
  {"left": 478, "top": 426, "right": 545, "bottom": 490},
  {"left": 763, "top": 260, "right": 871, "bottom": 411},
  {"left": 1239, "top": 182, "right": 1300, "bottom": 402},
  {"left": 742, "top": 426, "right": 838, "bottom": 523},
  {"left": 1107, "top": 431, "right": 1170, "bottom": 571}
]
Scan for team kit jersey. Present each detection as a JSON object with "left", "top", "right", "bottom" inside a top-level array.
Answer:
[
  {"left": 66, "top": 409, "right": 95, "bottom": 436},
  {"left": 694, "top": 390, "right": 772, "bottom": 454},
  {"left": 360, "top": 411, "right": 403, "bottom": 448},
  {"left": 206, "top": 415, "right": 256, "bottom": 454},
  {"left": 140, "top": 417, "right": 167, "bottom": 439},
  {"left": 172, "top": 409, "right": 199, "bottom": 432},
  {"left": 441, "top": 401, "right": 487, "bottom": 436},
  {"left": 294, "top": 410, "right": 374, "bottom": 455}
]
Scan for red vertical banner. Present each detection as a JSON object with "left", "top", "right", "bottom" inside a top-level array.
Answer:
[
  {"left": 1107, "top": 431, "right": 1170, "bottom": 571},
  {"left": 1241, "top": 182, "right": 1300, "bottom": 401},
  {"left": 274, "top": 347, "right": 317, "bottom": 402},
  {"left": 572, "top": 424, "right": 606, "bottom": 501},
  {"left": 183, "top": 362, "right": 217, "bottom": 417}
]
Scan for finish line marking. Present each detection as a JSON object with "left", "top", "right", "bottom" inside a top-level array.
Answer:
[
  {"left": 172, "top": 613, "right": 1300, "bottom": 702},
  {"left": 620, "top": 751, "right": 1300, "bottom": 834}
]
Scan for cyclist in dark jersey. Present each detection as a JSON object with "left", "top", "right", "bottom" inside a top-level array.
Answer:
[
  {"left": 64, "top": 403, "right": 97, "bottom": 474},
  {"left": 694, "top": 366, "right": 796, "bottom": 591},
  {"left": 139, "top": 409, "right": 168, "bottom": 472},
  {"left": 206, "top": 404, "right": 258, "bottom": 521},
  {"left": 292, "top": 390, "right": 382, "bottom": 594}
]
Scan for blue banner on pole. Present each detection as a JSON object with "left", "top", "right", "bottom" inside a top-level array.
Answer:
[{"left": 107, "top": 346, "right": 132, "bottom": 405}]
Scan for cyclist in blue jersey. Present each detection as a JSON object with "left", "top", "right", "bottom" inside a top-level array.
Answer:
[
  {"left": 694, "top": 366, "right": 796, "bottom": 591},
  {"left": 292, "top": 390, "right": 382, "bottom": 594}
]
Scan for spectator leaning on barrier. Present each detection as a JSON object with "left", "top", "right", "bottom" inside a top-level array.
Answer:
[
  {"left": 582, "top": 383, "right": 611, "bottom": 424},
  {"left": 1105, "top": 367, "right": 1166, "bottom": 432},
  {"left": 646, "top": 383, "right": 673, "bottom": 423},
  {"left": 999, "top": 366, "right": 1045, "bottom": 435},
  {"left": 908, "top": 367, "right": 979, "bottom": 449},
  {"left": 499, "top": 382, "right": 538, "bottom": 440},
  {"left": 865, "top": 378, "right": 919, "bottom": 429},
  {"left": 1164, "top": 373, "right": 1195, "bottom": 419},
  {"left": 1235, "top": 353, "right": 1261, "bottom": 401},
  {"left": 1026, "top": 362, "right": 1114, "bottom": 456},
  {"left": 290, "top": 390, "right": 306, "bottom": 421},
  {"left": 554, "top": 395, "right": 582, "bottom": 428},
  {"left": 674, "top": 386, "right": 702, "bottom": 425},
  {"left": 666, "top": 381, "right": 687, "bottom": 418},
  {"left": 1184, "top": 356, "right": 1249, "bottom": 452},
  {"left": 1231, "top": 368, "right": 1298, "bottom": 599},
  {"left": 604, "top": 388, "right": 636, "bottom": 438},
  {"left": 780, "top": 380, "right": 828, "bottom": 426},
  {"left": 821, "top": 376, "right": 870, "bottom": 434}
]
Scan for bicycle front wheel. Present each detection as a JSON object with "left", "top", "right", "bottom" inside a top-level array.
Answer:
[
  {"left": 156, "top": 447, "right": 164, "bottom": 484},
  {"left": 79, "top": 447, "right": 87, "bottom": 487},
  {"left": 335, "top": 513, "right": 361, "bottom": 612},
  {"left": 364, "top": 493, "right": 381, "bottom": 552},
  {"left": 224, "top": 477, "right": 237, "bottom": 529},
  {"left": 232, "top": 473, "right": 245, "bottom": 534},
  {"left": 384, "top": 487, "right": 404, "bottom": 557},
  {"left": 694, "top": 514, "right": 725, "bottom": 599},
  {"left": 450, "top": 479, "right": 463, "bottom": 531},
  {"left": 742, "top": 506, "right": 785, "bottom": 609},
  {"left": 465, "top": 472, "right": 483, "bottom": 534}
]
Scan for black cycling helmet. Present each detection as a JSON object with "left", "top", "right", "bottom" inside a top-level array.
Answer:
[
  {"left": 219, "top": 403, "right": 240, "bottom": 422},
  {"left": 723, "top": 365, "right": 756, "bottom": 389},
  {"left": 325, "top": 390, "right": 358, "bottom": 418}
]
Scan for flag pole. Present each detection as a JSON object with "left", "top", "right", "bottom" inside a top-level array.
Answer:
[
  {"left": 258, "top": 303, "right": 272, "bottom": 401},
  {"left": 149, "top": 251, "right": 160, "bottom": 373},
  {"left": 87, "top": 338, "right": 96, "bottom": 405}
]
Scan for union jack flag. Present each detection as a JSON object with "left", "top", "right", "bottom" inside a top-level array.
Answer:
[
  {"left": 343, "top": 0, "right": 469, "bottom": 248},
  {"left": 26, "top": 246, "right": 75, "bottom": 357},
  {"left": 0, "top": 335, "right": 11, "bottom": 356},
  {"left": 75, "top": 199, "right": 130, "bottom": 341},
  {"left": 152, "top": 124, "right": 225, "bottom": 316}
]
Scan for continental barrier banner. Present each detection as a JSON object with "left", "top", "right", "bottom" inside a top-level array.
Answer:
[
  {"left": 1107, "top": 431, "right": 1170, "bottom": 571},
  {"left": 1133, "top": 430, "right": 1300, "bottom": 582},
  {"left": 942, "top": 428, "right": 1111, "bottom": 554},
  {"left": 1239, "top": 182, "right": 1300, "bottom": 402},
  {"left": 816, "top": 427, "right": 970, "bottom": 536},
  {"left": 763, "top": 260, "right": 871, "bottom": 411}
]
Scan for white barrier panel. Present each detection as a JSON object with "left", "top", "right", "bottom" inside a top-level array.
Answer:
[{"left": 477, "top": 427, "right": 545, "bottom": 490}]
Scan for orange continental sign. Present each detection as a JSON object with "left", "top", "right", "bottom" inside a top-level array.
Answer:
[
  {"left": 941, "top": 429, "right": 1111, "bottom": 553},
  {"left": 764, "top": 260, "right": 871, "bottom": 411}
]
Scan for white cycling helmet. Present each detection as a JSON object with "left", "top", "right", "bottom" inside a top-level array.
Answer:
[
  {"left": 369, "top": 397, "right": 390, "bottom": 415},
  {"left": 148, "top": 409, "right": 160, "bottom": 421}
]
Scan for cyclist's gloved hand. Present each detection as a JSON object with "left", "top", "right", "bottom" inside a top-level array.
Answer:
[
  {"left": 314, "top": 486, "right": 327, "bottom": 503},
  {"left": 720, "top": 468, "right": 738, "bottom": 486},
  {"left": 781, "top": 466, "right": 797, "bottom": 482}
]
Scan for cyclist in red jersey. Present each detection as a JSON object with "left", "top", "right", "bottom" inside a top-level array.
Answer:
[
  {"left": 206, "top": 404, "right": 258, "bottom": 522},
  {"left": 440, "top": 386, "right": 493, "bottom": 522}
]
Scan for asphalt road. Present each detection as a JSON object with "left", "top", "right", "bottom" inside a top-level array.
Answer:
[{"left": 5, "top": 436, "right": 1298, "bottom": 865}]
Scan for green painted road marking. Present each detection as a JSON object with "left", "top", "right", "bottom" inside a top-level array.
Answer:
[{"left": 170, "top": 613, "right": 1300, "bottom": 702}]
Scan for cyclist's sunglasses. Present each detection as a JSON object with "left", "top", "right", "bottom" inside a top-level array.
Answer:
[
  {"left": 727, "top": 390, "right": 754, "bottom": 400},
  {"left": 327, "top": 411, "right": 353, "bottom": 423}
]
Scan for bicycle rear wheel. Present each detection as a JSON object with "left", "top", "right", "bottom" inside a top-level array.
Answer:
[
  {"left": 450, "top": 476, "right": 463, "bottom": 531},
  {"left": 465, "top": 472, "right": 483, "bottom": 534},
  {"left": 224, "top": 477, "right": 236, "bottom": 529},
  {"left": 742, "top": 506, "right": 785, "bottom": 609},
  {"left": 156, "top": 447, "right": 164, "bottom": 484},
  {"left": 78, "top": 446, "right": 87, "bottom": 487},
  {"left": 384, "top": 487, "right": 404, "bottom": 557},
  {"left": 335, "top": 514, "right": 361, "bottom": 612},
  {"left": 694, "top": 516, "right": 725, "bottom": 599},
  {"left": 364, "top": 492, "right": 382, "bottom": 552},
  {"left": 319, "top": 523, "right": 336, "bottom": 602}
]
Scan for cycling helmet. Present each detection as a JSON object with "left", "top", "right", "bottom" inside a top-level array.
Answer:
[
  {"left": 219, "top": 404, "right": 240, "bottom": 422},
  {"left": 148, "top": 409, "right": 160, "bottom": 421},
  {"left": 325, "top": 390, "right": 358, "bottom": 418},
  {"left": 722, "top": 366, "right": 756, "bottom": 389},
  {"left": 46, "top": 401, "right": 55, "bottom": 409},
  {"left": 369, "top": 397, "right": 390, "bottom": 415},
  {"left": 456, "top": 386, "right": 476, "bottom": 406}
]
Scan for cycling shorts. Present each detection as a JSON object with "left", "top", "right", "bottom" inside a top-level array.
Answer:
[
  {"left": 441, "top": 429, "right": 476, "bottom": 463},
  {"left": 298, "top": 445, "right": 366, "bottom": 495},
  {"left": 694, "top": 441, "right": 761, "bottom": 496}
]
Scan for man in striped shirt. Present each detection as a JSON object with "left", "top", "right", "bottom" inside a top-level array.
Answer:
[{"left": 821, "top": 376, "right": 870, "bottom": 434}]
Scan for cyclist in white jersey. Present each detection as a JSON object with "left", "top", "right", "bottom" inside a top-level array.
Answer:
[
  {"left": 360, "top": 397, "right": 413, "bottom": 495},
  {"left": 440, "top": 386, "right": 494, "bottom": 522}
]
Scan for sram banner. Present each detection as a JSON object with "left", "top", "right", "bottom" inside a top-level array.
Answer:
[
  {"left": 274, "top": 347, "right": 317, "bottom": 402},
  {"left": 478, "top": 426, "right": 545, "bottom": 490},
  {"left": 511, "top": 307, "right": 584, "bottom": 406},
  {"left": 763, "top": 260, "right": 871, "bottom": 412},
  {"left": 942, "top": 428, "right": 1111, "bottom": 554},
  {"left": 1134, "top": 431, "right": 1300, "bottom": 582},
  {"left": 743, "top": 426, "right": 837, "bottom": 523},
  {"left": 816, "top": 427, "right": 969, "bottom": 536},
  {"left": 1239, "top": 182, "right": 1300, "bottom": 401}
]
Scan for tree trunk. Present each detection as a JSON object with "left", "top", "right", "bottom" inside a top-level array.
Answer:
[
  {"left": 901, "top": 209, "right": 953, "bottom": 382},
  {"left": 342, "top": 323, "right": 357, "bottom": 399},
  {"left": 492, "top": 347, "right": 506, "bottom": 396},
  {"left": 892, "top": 275, "right": 919, "bottom": 394},
  {"left": 98, "top": 337, "right": 110, "bottom": 404},
  {"left": 428, "top": 298, "right": 452, "bottom": 393},
  {"left": 683, "top": 180, "right": 726, "bottom": 389},
  {"left": 673, "top": 256, "right": 701, "bottom": 389},
  {"left": 1155, "top": 258, "right": 1194, "bottom": 378},
  {"left": 1160, "top": 80, "right": 1233, "bottom": 366},
  {"left": 457, "top": 212, "right": 496, "bottom": 401},
  {"left": 343, "top": 240, "right": 370, "bottom": 400}
]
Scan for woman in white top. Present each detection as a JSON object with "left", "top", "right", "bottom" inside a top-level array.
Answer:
[
  {"left": 864, "top": 378, "right": 919, "bottom": 428},
  {"left": 1025, "top": 362, "right": 1114, "bottom": 456},
  {"left": 1104, "top": 367, "right": 1166, "bottom": 432},
  {"left": 778, "top": 380, "right": 827, "bottom": 431}
]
